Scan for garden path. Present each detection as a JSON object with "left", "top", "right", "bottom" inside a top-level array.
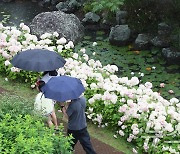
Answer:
[
  {"left": 60, "top": 120, "right": 124, "bottom": 154},
  {"left": 0, "top": 86, "right": 124, "bottom": 154}
]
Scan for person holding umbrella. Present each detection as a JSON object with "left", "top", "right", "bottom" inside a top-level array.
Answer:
[
  {"left": 34, "top": 80, "right": 59, "bottom": 130},
  {"left": 41, "top": 76, "right": 96, "bottom": 154},
  {"left": 41, "top": 70, "right": 59, "bottom": 83},
  {"left": 61, "top": 96, "right": 96, "bottom": 154}
]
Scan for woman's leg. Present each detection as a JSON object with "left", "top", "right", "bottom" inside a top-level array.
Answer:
[
  {"left": 47, "top": 116, "right": 53, "bottom": 128},
  {"left": 51, "top": 110, "right": 58, "bottom": 129}
]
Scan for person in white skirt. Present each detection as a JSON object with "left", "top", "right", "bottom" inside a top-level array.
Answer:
[{"left": 34, "top": 80, "right": 58, "bottom": 130}]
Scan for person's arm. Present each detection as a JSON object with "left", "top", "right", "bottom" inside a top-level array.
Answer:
[
  {"left": 60, "top": 102, "right": 70, "bottom": 122},
  {"left": 61, "top": 106, "right": 68, "bottom": 120}
]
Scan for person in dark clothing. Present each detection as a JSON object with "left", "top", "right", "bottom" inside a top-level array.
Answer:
[
  {"left": 41, "top": 70, "right": 58, "bottom": 83},
  {"left": 61, "top": 96, "right": 96, "bottom": 154},
  {"left": 42, "top": 70, "right": 58, "bottom": 77}
]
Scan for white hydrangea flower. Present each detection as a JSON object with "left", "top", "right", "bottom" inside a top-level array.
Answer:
[
  {"left": 53, "top": 32, "right": 59, "bottom": 37},
  {"left": 132, "top": 148, "right": 138, "bottom": 153},
  {"left": 31, "top": 84, "right": 36, "bottom": 89},
  {"left": 57, "top": 37, "right": 67, "bottom": 44},
  {"left": 145, "top": 82, "right": 153, "bottom": 89},
  {"left": 68, "top": 41, "right": 74, "bottom": 48},
  {"left": 90, "top": 83, "right": 97, "bottom": 89},
  {"left": 118, "top": 130, "right": 125, "bottom": 136},
  {"left": 4, "top": 60, "right": 11, "bottom": 66},
  {"left": 72, "top": 53, "right": 78, "bottom": 59},
  {"left": 80, "top": 48, "right": 86, "bottom": 53},
  {"left": 170, "top": 98, "right": 179, "bottom": 104},
  {"left": 21, "top": 25, "right": 30, "bottom": 33},
  {"left": 92, "top": 42, "right": 97, "bottom": 46},
  {"left": 65, "top": 44, "right": 70, "bottom": 49}
]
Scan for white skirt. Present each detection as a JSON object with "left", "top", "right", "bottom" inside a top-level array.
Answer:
[{"left": 34, "top": 92, "right": 54, "bottom": 116}]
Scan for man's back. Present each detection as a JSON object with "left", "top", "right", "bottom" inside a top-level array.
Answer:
[{"left": 66, "top": 96, "right": 87, "bottom": 130}]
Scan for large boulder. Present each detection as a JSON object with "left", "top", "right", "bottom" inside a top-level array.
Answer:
[
  {"left": 151, "top": 23, "right": 171, "bottom": 48},
  {"left": 29, "top": 11, "right": 84, "bottom": 44},
  {"left": 109, "top": 25, "right": 131, "bottom": 46}
]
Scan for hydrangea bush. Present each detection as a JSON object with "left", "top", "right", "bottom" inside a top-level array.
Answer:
[
  {"left": 0, "top": 23, "right": 74, "bottom": 84},
  {"left": 0, "top": 23, "right": 179, "bottom": 154}
]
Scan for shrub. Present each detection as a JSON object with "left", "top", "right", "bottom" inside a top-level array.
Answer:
[
  {"left": 124, "top": 0, "right": 180, "bottom": 33},
  {"left": 124, "top": 0, "right": 161, "bottom": 33},
  {"left": 84, "top": 0, "right": 124, "bottom": 19},
  {"left": 0, "top": 114, "right": 72, "bottom": 154}
]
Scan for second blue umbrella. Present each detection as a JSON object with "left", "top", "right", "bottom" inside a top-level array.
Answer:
[{"left": 41, "top": 75, "right": 85, "bottom": 102}]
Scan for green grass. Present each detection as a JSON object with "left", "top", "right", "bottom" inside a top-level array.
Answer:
[
  {"left": 0, "top": 75, "right": 37, "bottom": 98},
  {"left": 87, "top": 122, "right": 134, "bottom": 154},
  {"left": 0, "top": 75, "right": 134, "bottom": 154}
]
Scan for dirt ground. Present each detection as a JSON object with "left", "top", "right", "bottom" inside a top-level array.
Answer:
[{"left": 74, "top": 137, "right": 123, "bottom": 154}]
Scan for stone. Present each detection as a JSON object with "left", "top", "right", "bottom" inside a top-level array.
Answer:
[
  {"left": 158, "top": 23, "right": 171, "bottom": 36},
  {"left": 116, "top": 11, "right": 127, "bottom": 25},
  {"left": 56, "top": 0, "right": 81, "bottom": 13},
  {"left": 151, "top": 36, "right": 170, "bottom": 48},
  {"left": 51, "top": 0, "right": 59, "bottom": 5},
  {"left": 134, "top": 34, "right": 151, "bottom": 50},
  {"left": 29, "top": 11, "right": 84, "bottom": 44},
  {"left": 109, "top": 25, "right": 131, "bottom": 46},
  {"left": 39, "top": 0, "right": 51, "bottom": 8},
  {"left": 82, "top": 12, "right": 100, "bottom": 24},
  {"left": 162, "top": 48, "right": 180, "bottom": 65}
]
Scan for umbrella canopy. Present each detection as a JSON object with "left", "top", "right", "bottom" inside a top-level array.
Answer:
[
  {"left": 11, "top": 49, "right": 66, "bottom": 72},
  {"left": 41, "top": 75, "right": 85, "bottom": 102}
]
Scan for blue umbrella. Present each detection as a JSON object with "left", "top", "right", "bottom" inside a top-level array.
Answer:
[
  {"left": 11, "top": 49, "right": 66, "bottom": 72},
  {"left": 41, "top": 76, "right": 85, "bottom": 102}
]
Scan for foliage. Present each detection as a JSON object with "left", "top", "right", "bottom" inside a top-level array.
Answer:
[
  {"left": 0, "top": 114, "right": 72, "bottom": 154},
  {"left": 163, "top": 0, "right": 180, "bottom": 26},
  {"left": 124, "top": 0, "right": 180, "bottom": 33},
  {"left": 124, "top": 0, "right": 160, "bottom": 33},
  {"left": 0, "top": 94, "right": 34, "bottom": 118},
  {"left": 170, "top": 27, "right": 180, "bottom": 51},
  {"left": 84, "top": 0, "right": 124, "bottom": 18},
  {"left": 0, "top": 94, "right": 72, "bottom": 154}
]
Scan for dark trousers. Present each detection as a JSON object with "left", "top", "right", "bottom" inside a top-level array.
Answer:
[{"left": 67, "top": 127, "right": 96, "bottom": 154}]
